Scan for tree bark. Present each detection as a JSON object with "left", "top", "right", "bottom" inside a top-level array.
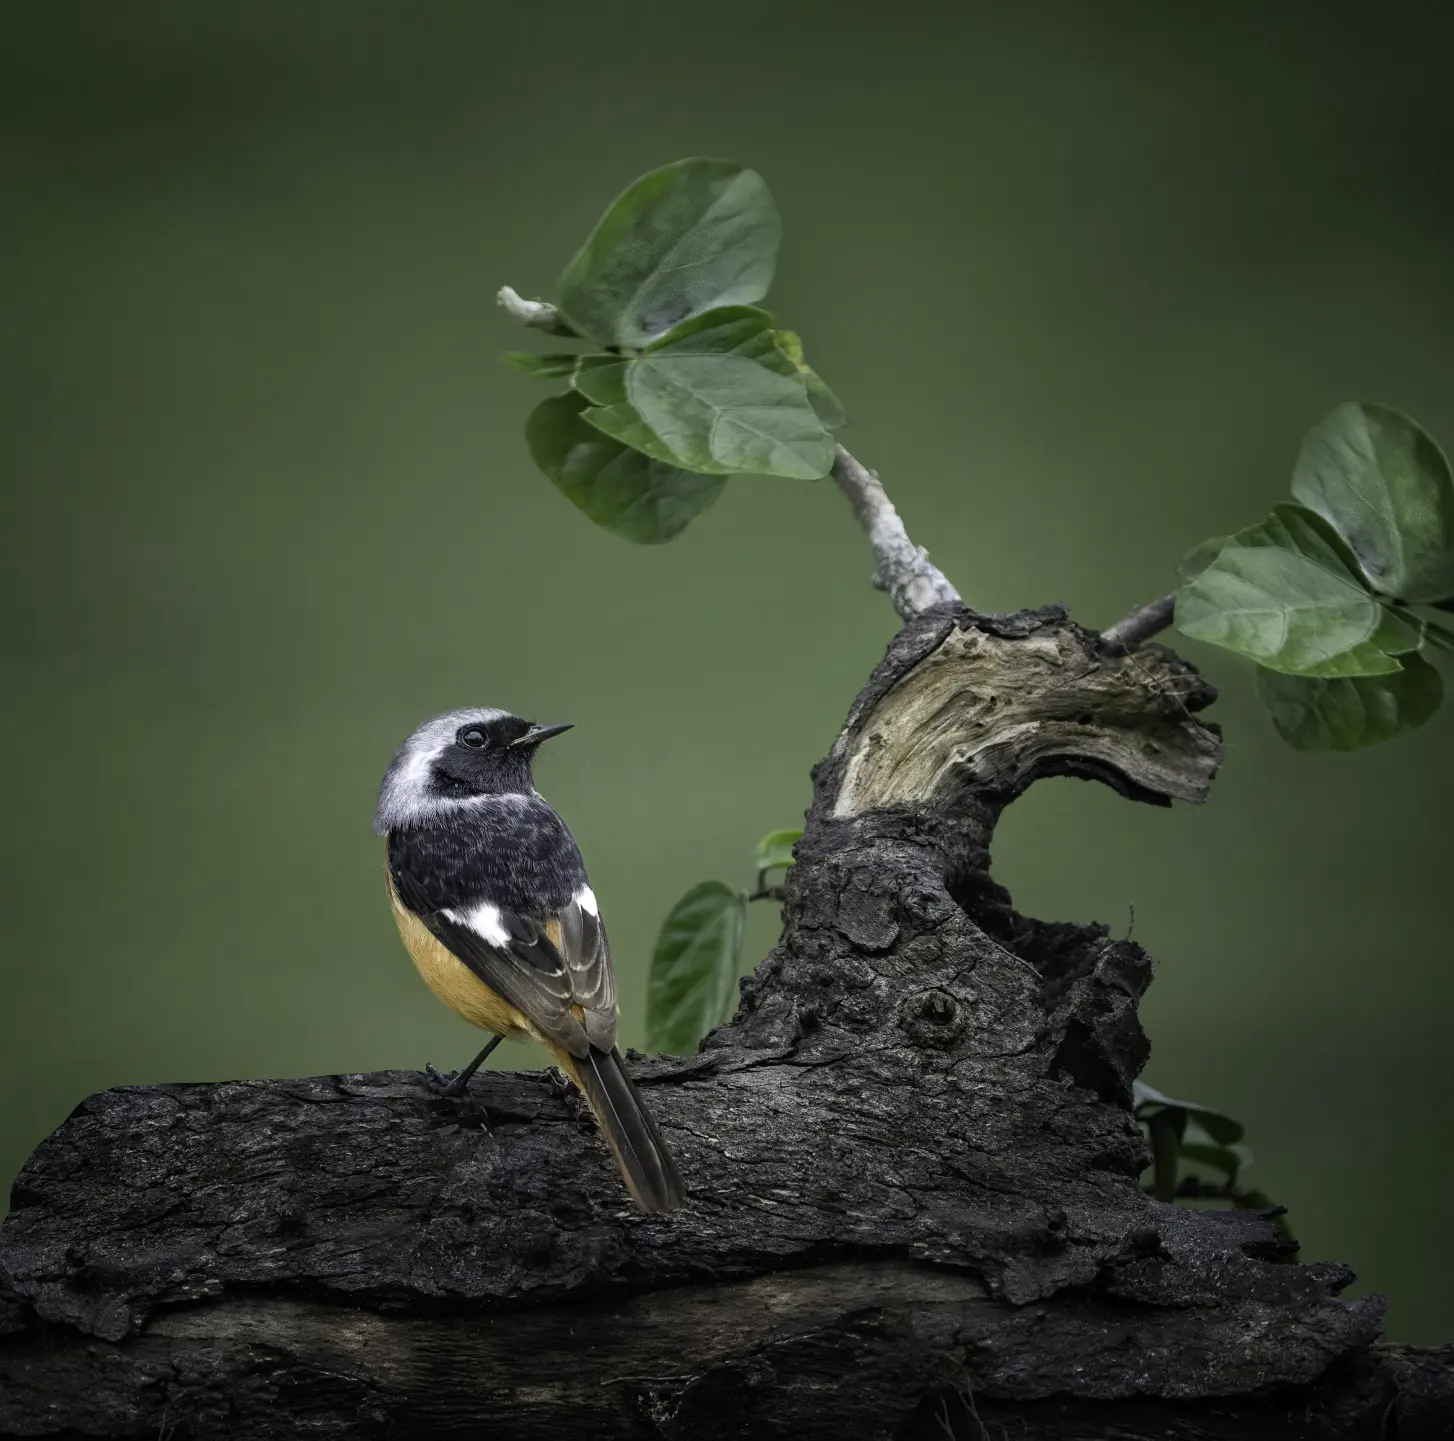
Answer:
[{"left": 2, "top": 605, "right": 1449, "bottom": 1440}]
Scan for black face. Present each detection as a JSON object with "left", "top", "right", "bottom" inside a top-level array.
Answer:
[
  {"left": 431, "top": 714, "right": 556, "bottom": 798},
  {"left": 457, "top": 714, "right": 534, "bottom": 752}
]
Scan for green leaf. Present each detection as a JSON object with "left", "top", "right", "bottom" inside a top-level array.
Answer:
[
  {"left": 1371, "top": 606, "right": 1424, "bottom": 655},
  {"left": 572, "top": 354, "right": 630, "bottom": 405},
  {"left": 1176, "top": 504, "right": 1404, "bottom": 675},
  {"left": 774, "top": 328, "right": 847, "bottom": 431},
  {"left": 1133, "top": 1081, "right": 1246, "bottom": 1144},
  {"left": 754, "top": 828, "right": 802, "bottom": 874},
  {"left": 571, "top": 358, "right": 689, "bottom": 467},
  {"left": 614, "top": 358, "right": 831, "bottom": 479},
  {"left": 1177, "top": 535, "right": 1229, "bottom": 582},
  {"left": 1176, "top": 543, "right": 1387, "bottom": 675},
  {"left": 802, "top": 372, "right": 847, "bottom": 432},
  {"left": 1182, "top": 505, "right": 1367, "bottom": 587},
  {"left": 1291, "top": 640, "right": 1402, "bottom": 679},
  {"left": 502, "top": 352, "right": 586, "bottom": 380},
  {"left": 557, "top": 158, "right": 782, "bottom": 349},
  {"left": 646, "top": 305, "right": 779, "bottom": 357},
  {"left": 1256, "top": 651, "right": 1444, "bottom": 751},
  {"left": 646, "top": 881, "right": 748, "bottom": 1055},
  {"left": 1243, "top": 502, "right": 1366, "bottom": 577},
  {"left": 525, "top": 392, "right": 725, "bottom": 544},
  {"left": 571, "top": 309, "right": 835, "bottom": 479},
  {"left": 1291, "top": 402, "right": 1454, "bottom": 603},
  {"left": 1177, "top": 508, "right": 1425, "bottom": 676}
]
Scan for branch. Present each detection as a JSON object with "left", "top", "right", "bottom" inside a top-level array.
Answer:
[
  {"left": 2, "top": 609, "right": 1359, "bottom": 1441},
  {"left": 1103, "top": 590, "right": 1177, "bottom": 650},
  {"left": 831, "top": 444, "right": 961, "bottom": 619},
  {"left": 4, "top": 612, "right": 1446, "bottom": 1439}
]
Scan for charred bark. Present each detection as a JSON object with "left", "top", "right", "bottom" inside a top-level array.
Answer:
[{"left": 1, "top": 606, "right": 1449, "bottom": 1439}]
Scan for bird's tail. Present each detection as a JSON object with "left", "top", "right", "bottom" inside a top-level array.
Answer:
[{"left": 556, "top": 1044, "right": 685, "bottom": 1213}]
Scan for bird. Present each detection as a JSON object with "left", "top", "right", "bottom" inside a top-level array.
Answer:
[{"left": 373, "top": 707, "right": 686, "bottom": 1213}]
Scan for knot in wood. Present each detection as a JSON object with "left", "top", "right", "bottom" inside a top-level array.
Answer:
[{"left": 898, "top": 988, "right": 967, "bottom": 1048}]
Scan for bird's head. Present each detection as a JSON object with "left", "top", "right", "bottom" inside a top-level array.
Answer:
[{"left": 373, "top": 707, "right": 573, "bottom": 832}]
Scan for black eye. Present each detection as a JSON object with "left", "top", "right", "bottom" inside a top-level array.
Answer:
[{"left": 459, "top": 728, "right": 487, "bottom": 749}]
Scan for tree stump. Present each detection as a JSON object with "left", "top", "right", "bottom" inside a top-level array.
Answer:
[{"left": 2, "top": 607, "right": 1450, "bottom": 1438}]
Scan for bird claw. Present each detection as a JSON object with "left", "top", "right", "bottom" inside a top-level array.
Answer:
[{"left": 424, "top": 1063, "right": 467, "bottom": 1098}]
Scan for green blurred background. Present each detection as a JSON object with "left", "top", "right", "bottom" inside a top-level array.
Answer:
[{"left": 3, "top": 3, "right": 1452, "bottom": 1342}]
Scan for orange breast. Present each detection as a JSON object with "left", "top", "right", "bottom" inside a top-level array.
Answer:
[{"left": 386, "top": 870, "right": 531, "bottom": 1039}]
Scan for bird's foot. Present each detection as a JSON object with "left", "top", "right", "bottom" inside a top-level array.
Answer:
[{"left": 424, "top": 1063, "right": 469, "bottom": 1098}]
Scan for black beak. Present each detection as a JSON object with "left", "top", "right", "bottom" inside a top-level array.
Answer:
[{"left": 510, "top": 721, "right": 574, "bottom": 749}]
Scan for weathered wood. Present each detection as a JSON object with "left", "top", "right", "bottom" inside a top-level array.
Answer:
[{"left": 2, "top": 607, "right": 1449, "bottom": 1439}]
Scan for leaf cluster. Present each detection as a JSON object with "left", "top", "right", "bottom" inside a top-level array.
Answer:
[
  {"left": 503, "top": 159, "right": 845, "bottom": 544},
  {"left": 1175, "top": 403, "right": 1454, "bottom": 749},
  {"left": 1133, "top": 1081, "right": 1288, "bottom": 1235}
]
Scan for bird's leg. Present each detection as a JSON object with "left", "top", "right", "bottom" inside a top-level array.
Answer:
[{"left": 425, "top": 1034, "right": 504, "bottom": 1098}]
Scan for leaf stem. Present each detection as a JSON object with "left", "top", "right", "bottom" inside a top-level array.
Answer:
[
  {"left": 1103, "top": 591, "right": 1177, "bottom": 650},
  {"left": 830, "top": 445, "right": 961, "bottom": 619},
  {"left": 1147, "top": 1108, "right": 1182, "bottom": 1202}
]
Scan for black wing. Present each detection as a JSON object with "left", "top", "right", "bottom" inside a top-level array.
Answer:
[
  {"left": 555, "top": 893, "right": 617, "bottom": 1050},
  {"left": 422, "top": 903, "right": 595, "bottom": 1058}
]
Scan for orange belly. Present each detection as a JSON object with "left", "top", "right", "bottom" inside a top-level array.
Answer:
[{"left": 387, "top": 874, "right": 530, "bottom": 1038}]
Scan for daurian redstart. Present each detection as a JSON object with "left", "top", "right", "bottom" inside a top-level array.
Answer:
[{"left": 374, "top": 708, "right": 685, "bottom": 1213}]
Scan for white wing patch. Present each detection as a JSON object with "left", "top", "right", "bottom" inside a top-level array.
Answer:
[
  {"left": 443, "top": 900, "right": 511, "bottom": 949},
  {"left": 575, "top": 885, "right": 599, "bottom": 917}
]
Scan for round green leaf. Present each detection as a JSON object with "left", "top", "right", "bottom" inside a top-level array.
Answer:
[
  {"left": 1176, "top": 535, "right": 1229, "bottom": 583},
  {"left": 570, "top": 358, "right": 687, "bottom": 468},
  {"left": 1288, "top": 639, "right": 1401, "bottom": 679},
  {"left": 572, "top": 355, "right": 630, "bottom": 406},
  {"left": 1371, "top": 606, "right": 1424, "bottom": 656},
  {"left": 572, "top": 309, "right": 835, "bottom": 479},
  {"left": 1133, "top": 1082, "right": 1246, "bottom": 1145},
  {"left": 1244, "top": 502, "right": 1366, "bottom": 578},
  {"left": 557, "top": 158, "right": 782, "bottom": 349},
  {"left": 1291, "top": 401, "right": 1454, "bottom": 603},
  {"left": 525, "top": 392, "right": 725, "bottom": 544},
  {"left": 1256, "top": 651, "right": 1444, "bottom": 751},
  {"left": 801, "top": 369, "right": 847, "bottom": 432},
  {"left": 646, "top": 881, "right": 748, "bottom": 1055},
  {"left": 1175, "top": 544, "right": 1385, "bottom": 675},
  {"left": 1182, "top": 506, "right": 1363, "bottom": 587},
  {"left": 618, "top": 352, "right": 833, "bottom": 478},
  {"left": 644, "top": 305, "right": 779, "bottom": 357},
  {"left": 754, "top": 827, "right": 802, "bottom": 874},
  {"left": 632, "top": 308, "right": 832, "bottom": 476},
  {"left": 1176, "top": 505, "right": 1425, "bottom": 675}
]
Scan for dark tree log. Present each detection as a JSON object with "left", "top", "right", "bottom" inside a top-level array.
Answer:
[{"left": 2, "top": 606, "right": 1450, "bottom": 1439}]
